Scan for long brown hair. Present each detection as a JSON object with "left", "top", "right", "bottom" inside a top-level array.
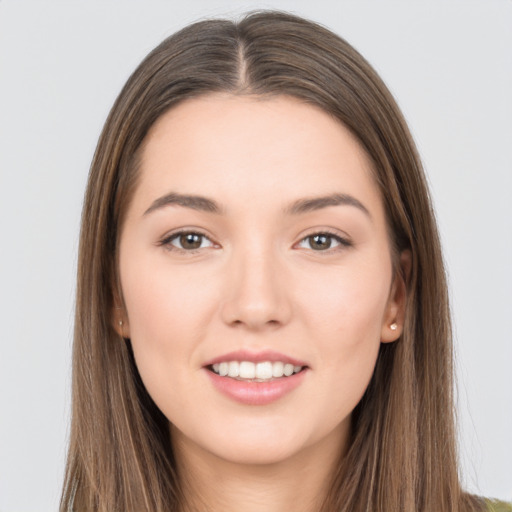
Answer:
[{"left": 61, "top": 10, "right": 484, "bottom": 512}]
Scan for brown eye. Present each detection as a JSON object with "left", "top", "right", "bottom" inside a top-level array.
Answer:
[
  {"left": 308, "top": 234, "right": 332, "bottom": 250},
  {"left": 297, "top": 232, "right": 351, "bottom": 252},
  {"left": 180, "top": 233, "right": 202, "bottom": 249},
  {"left": 165, "top": 231, "right": 214, "bottom": 251}
]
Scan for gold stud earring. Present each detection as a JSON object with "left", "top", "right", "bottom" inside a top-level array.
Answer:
[{"left": 390, "top": 322, "right": 398, "bottom": 331}]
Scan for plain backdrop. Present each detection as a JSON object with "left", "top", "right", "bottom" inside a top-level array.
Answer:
[{"left": 0, "top": 1, "right": 511, "bottom": 510}]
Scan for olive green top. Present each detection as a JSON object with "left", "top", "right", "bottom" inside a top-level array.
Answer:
[{"left": 486, "top": 499, "right": 512, "bottom": 512}]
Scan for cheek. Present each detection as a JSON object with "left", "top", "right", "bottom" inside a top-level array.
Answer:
[
  {"left": 119, "top": 250, "right": 221, "bottom": 416},
  {"left": 121, "top": 249, "right": 220, "bottom": 344},
  {"left": 301, "top": 259, "right": 392, "bottom": 342},
  {"left": 298, "top": 257, "right": 391, "bottom": 402}
]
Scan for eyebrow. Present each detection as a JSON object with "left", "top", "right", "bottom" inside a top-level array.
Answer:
[
  {"left": 144, "top": 191, "right": 370, "bottom": 219},
  {"left": 284, "top": 193, "right": 371, "bottom": 218},
  {"left": 144, "top": 192, "right": 223, "bottom": 215}
]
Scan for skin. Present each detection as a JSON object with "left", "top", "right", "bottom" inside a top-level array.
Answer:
[{"left": 117, "top": 94, "right": 407, "bottom": 511}]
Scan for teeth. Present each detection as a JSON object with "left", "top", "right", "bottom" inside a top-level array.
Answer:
[
  {"left": 239, "top": 361, "right": 256, "bottom": 379},
  {"left": 211, "top": 361, "right": 303, "bottom": 380},
  {"left": 256, "top": 362, "right": 273, "bottom": 379},
  {"left": 283, "top": 363, "right": 294, "bottom": 376},
  {"left": 272, "top": 361, "right": 284, "bottom": 377},
  {"left": 219, "top": 362, "right": 229, "bottom": 377},
  {"left": 228, "top": 361, "right": 239, "bottom": 377}
]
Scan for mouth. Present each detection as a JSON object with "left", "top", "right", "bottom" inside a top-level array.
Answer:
[
  {"left": 203, "top": 351, "right": 309, "bottom": 405},
  {"left": 208, "top": 360, "right": 305, "bottom": 382}
]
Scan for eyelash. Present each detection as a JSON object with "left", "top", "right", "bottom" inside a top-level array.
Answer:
[
  {"left": 297, "top": 229, "right": 353, "bottom": 254},
  {"left": 158, "top": 229, "right": 214, "bottom": 254},
  {"left": 158, "top": 229, "right": 352, "bottom": 255}
]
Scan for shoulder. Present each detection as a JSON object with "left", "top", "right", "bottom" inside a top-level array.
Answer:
[{"left": 485, "top": 499, "right": 512, "bottom": 512}]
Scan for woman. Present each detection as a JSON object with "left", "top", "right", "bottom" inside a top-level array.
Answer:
[{"left": 60, "top": 11, "right": 510, "bottom": 512}]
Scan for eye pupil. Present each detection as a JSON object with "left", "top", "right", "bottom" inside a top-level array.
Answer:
[
  {"left": 310, "top": 234, "right": 331, "bottom": 250},
  {"left": 180, "top": 233, "right": 202, "bottom": 249}
]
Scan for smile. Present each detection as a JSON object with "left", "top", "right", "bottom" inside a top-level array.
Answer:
[
  {"left": 204, "top": 351, "right": 309, "bottom": 405},
  {"left": 210, "top": 361, "right": 304, "bottom": 381}
]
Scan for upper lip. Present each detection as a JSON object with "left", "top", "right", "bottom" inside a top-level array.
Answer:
[{"left": 203, "top": 349, "right": 308, "bottom": 368}]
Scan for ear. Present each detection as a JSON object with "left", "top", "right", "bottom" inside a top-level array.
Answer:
[
  {"left": 112, "top": 289, "right": 130, "bottom": 339},
  {"left": 380, "top": 250, "right": 411, "bottom": 343}
]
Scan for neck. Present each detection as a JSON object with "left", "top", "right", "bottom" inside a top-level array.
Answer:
[{"left": 172, "top": 425, "right": 348, "bottom": 512}]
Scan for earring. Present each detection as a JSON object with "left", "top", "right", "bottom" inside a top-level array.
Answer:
[
  {"left": 390, "top": 322, "right": 398, "bottom": 331},
  {"left": 118, "top": 319, "right": 123, "bottom": 327}
]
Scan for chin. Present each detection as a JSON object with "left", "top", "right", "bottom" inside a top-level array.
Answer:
[
  {"left": 172, "top": 414, "right": 337, "bottom": 468},
  {"left": 205, "top": 437, "right": 307, "bottom": 466}
]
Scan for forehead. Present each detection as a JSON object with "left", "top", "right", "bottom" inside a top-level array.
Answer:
[{"left": 132, "top": 93, "right": 383, "bottom": 220}]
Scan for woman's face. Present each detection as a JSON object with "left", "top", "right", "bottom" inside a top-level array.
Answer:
[{"left": 118, "top": 94, "right": 405, "bottom": 466}]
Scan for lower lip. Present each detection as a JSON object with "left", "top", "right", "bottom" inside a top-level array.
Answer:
[{"left": 204, "top": 368, "right": 308, "bottom": 405}]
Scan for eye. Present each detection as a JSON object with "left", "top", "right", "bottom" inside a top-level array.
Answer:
[
  {"left": 297, "top": 232, "right": 351, "bottom": 252},
  {"left": 161, "top": 231, "right": 215, "bottom": 252}
]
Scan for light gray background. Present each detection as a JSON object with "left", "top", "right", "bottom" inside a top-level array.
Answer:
[{"left": 1, "top": 1, "right": 511, "bottom": 510}]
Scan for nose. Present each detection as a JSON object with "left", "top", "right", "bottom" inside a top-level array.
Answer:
[{"left": 220, "top": 244, "right": 293, "bottom": 331}]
